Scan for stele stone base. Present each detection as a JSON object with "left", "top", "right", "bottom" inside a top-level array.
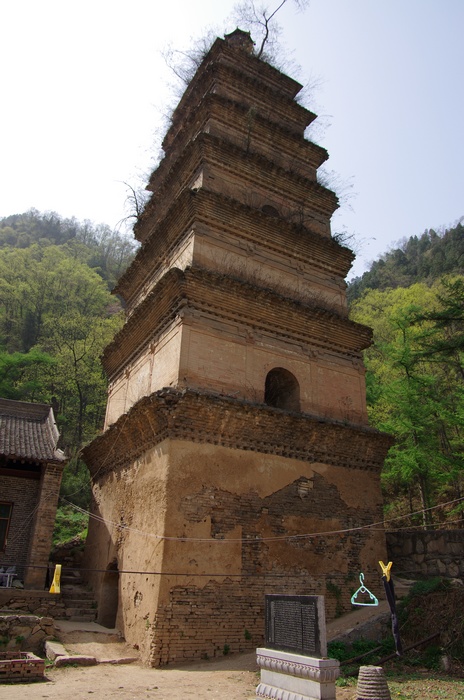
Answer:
[{"left": 256, "top": 648, "right": 340, "bottom": 700}]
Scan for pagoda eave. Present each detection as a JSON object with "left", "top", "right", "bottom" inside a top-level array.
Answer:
[
  {"left": 120, "top": 189, "right": 353, "bottom": 305},
  {"left": 82, "top": 388, "right": 394, "bottom": 477},
  {"left": 104, "top": 267, "right": 372, "bottom": 379}
]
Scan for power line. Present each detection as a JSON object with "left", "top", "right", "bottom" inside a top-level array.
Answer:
[{"left": 62, "top": 495, "right": 464, "bottom": 545}]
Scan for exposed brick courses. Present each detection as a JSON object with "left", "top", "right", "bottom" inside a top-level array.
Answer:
[{"left": 84, "top": 388, "right": 392, "bottom": 476}]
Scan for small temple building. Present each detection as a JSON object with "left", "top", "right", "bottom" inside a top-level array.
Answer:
[
  {"left": 0, "top": 398, "right": 65, "bottom": 589},
  {"left": 82, "top": 29, "right": 393, "bottom": 666}
]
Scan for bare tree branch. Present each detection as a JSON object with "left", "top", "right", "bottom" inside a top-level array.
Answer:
[
  {"left": 232, "top": 0, "right": 309, "bottom": 61},
  {"left": 256, "top": 0, "right": 288, "bottom": 58}
]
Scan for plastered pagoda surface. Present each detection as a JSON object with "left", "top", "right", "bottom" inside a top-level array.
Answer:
[{"left": 82, "top": 30, "right": 393, "bottom": 666}]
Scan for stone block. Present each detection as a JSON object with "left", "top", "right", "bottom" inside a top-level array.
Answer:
[
  {"left": 437, "top": 560, "right": 447, "bottom": 575},
  {"left": 100, "top": 656, "right": 139, "bottom": 665},
  {"left": 10, "top": 625, "right": 32, "bottom": 639},
  {"left": 402, "top": 538, "right": 413, "bottom": 556},
  {"left": 448, "top": 542, "right": 463, "bottom": 556},
  {"left": 26, "top": 631, "right": 46, "bottom": 654},
  {"left": 13, "top": 615, "right": 36, "bottom": 625},
  {"left": 45, "top": 640, "right": 67, "bottom": 661},
  {"left": 54, "top": 654, "right": 97, "bottom": 667},
  {"left": 427, "top": 536, "right": 445, "bottom": 554}
]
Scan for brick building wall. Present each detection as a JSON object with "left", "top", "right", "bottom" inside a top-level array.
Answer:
[
  {"left": 25, "top": 464, "right": 64, "bottom": 589},
  {"left": 0, "top": 475, "right": 40, "bottom": 577}
]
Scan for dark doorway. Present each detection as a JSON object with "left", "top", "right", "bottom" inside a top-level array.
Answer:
[{"left": 97, "top": 559, "right": 119, "bottom": 628}]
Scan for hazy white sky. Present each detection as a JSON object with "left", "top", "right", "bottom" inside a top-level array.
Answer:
[{"left": 1, "top": 0, "right": 463, "bottom": 278}]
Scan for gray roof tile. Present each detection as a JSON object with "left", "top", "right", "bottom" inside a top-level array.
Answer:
[{"left": 0, "top": 398, "right": 65, "bottom": 463}]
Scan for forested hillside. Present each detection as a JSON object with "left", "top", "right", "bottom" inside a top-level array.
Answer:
[
  {"left": 0, "top": 209, "right": 137, "bottom": 289},
  {"left": 0, "top": 210, "right": 137, "bottom": 508},
  {"left": 348, "top": 221, "right": 464, "bottom": 302},
  {"left": 349, "top": 221, "right": 464, "bottom": 529}
]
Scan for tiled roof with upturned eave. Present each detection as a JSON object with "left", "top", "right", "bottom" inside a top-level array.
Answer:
[{"left": 0, "top": 398, "right": 65, "bottom": 463}]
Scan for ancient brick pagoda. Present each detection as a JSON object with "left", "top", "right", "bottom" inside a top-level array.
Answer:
[{"left": 82, "top": 30, "right": 392, "bottom": 666}]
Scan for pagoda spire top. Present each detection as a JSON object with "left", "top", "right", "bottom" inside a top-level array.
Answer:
[{"left": 224, "top": 28, "right": 255, "bottom": 53}]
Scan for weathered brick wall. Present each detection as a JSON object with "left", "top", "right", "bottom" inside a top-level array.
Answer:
[
  {"left": 85, "top": 435, "right": 386, "bottom": 666},
  {"left": 103, "top": 267, "right": 371, "bottom": 429},
  {"left": 179, "top": 323, "right": 367, "bottom": 424},
  {"left": 0, "top": 476, "right": 39, "bottom": 576},
  {"left": 386, "top": 530, "right": 464, "bottom": 579},
  {"left": 25, "top": 464, "right": 63, "bottom": 589},
  {"left": 146, "top": 461, "right": 385, "bottom": 666},
  {"left": 118, "top": 189, "right": 352, "bottom": 318},
  {"left": 150, "top": 567, "right": 376, "bottom": 666},
  {"left": 106, "top": 322, "right": 182, "bottom": 427},
  {"left": 84, "top": 404, "right": 390, "bottom": 666}
]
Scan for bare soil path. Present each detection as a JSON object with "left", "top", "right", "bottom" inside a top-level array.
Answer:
[{"left": 0, "top": 653, "right": 259, "bottom": 700}]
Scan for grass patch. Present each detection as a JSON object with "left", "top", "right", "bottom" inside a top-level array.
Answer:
[
  {"left": 52, "top": 504, "right": 88, "bottom": 548},
  {"left": 329, "top": 637, "right": 394, "bottom": 666},
  {"left": 383, "top": 673, "right": 464, "bottom": 700}
]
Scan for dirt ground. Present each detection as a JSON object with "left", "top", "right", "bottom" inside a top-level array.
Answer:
[
  {"left": 2, "top": 579, "right": 463, "bottom": 699},
  {"left": 0, "top": 601, "right": 388, "bottom": 700},
  {"left": 0, "top": 652, "right": 358, "bottom": 700}
]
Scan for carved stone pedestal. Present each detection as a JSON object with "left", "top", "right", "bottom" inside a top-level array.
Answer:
[{"left": 256, "top": 648, "right": 340, "bottom": 700}]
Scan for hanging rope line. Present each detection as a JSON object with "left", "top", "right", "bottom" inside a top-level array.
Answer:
[{"left": 61, "top": 495, "right": 464, "bottom": 545}]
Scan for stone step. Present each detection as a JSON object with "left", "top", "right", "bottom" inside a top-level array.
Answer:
[
  {"left": 61, "top": 580, "right": 88, "bottom": 589},
  {"left": 61, "top": 589, "right": 96, "bottom": 600},
  {"left": 64, "top": 608, "right": 97, "bottom": 621},
  {"left": 53, "top": 569, "right": 99, "bottom": 622},
  {"left": 61, "top": 574, "right": 83, "bottom": 585},
  {"left": 52, "top": 622, "right": 140, "bottom": 665},
  {"left": 61, "top": 583, "right": 95, "bottom": 597},
  {"left": 63, "top": 599, "right": 97, "bottom": 609}
]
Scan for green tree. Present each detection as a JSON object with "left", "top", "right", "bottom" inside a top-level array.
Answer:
[
  {"left": 415, "top": 277, "right": 464, "bottom": 379},
  {"left": 351, "top": 282, "right": 464, "bottom": 526},
  {"left": 42, "top": 312, "right": 122, "bottom": 452},
  {"left": 412, "top": 277, "right": 464, "bottom": 521},
  {"left": 0, "top": 349, "right": 55, "bottom": 401},
  {"left": 0, "top": 244, "right": 117, "bottom": 353},
  {"left": 0, "top": 211, "right": 132, "bottom": 513},
  {"left": 0, "top": 242, "right": 123, "bottom": 457}
]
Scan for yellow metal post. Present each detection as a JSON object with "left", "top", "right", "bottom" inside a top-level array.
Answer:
[{"left": 49, "top": 564, "right": 62, "bottom": 594}]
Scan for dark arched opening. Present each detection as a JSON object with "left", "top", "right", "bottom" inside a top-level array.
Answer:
[
  {"left": 264, "top": 368, "right": 300, "bottom": 411},
  {"left": 97, "top": 559, "right": 119, "bottom": 628},
  {"left": 261, "top": 204, "right": 279, "bottom": 218}
]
